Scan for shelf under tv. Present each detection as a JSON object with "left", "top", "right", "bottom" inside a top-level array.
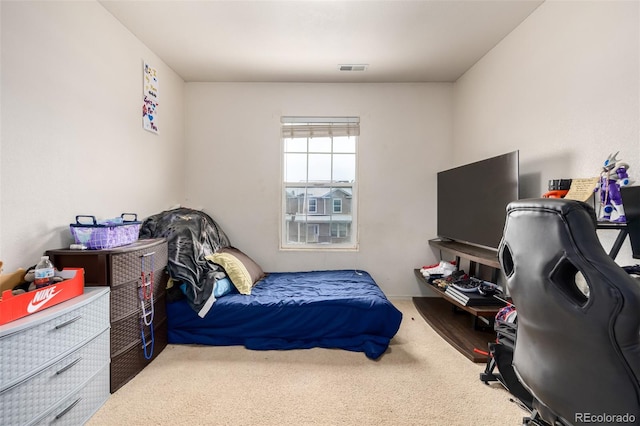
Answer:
[
  {"left": 413, "top": 238, "right": 506, "bottom": 363},
  {"left": 412, "top": 270, "right": 504, "bottom": 363},
  {"left": 428, "top": 238, "right": 500, "bottom": 269}
]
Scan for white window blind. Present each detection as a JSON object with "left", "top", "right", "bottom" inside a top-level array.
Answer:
[{"left": 281, "top": 116, "right": 360, "bottom": 138}]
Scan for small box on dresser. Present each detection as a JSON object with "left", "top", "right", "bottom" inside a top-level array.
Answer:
[
  {"left": 0, "top": 287, "right": 110, "bottom": 426},
  {"left": 47, "top": 238, "right": 169, "bottom": 393}
]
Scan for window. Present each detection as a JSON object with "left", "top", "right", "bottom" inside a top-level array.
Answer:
[
  {"left": 333, "top": 199, "right": 342, "bottom": 213},
  {"left": 308, "top": 198, "right": 317, "bottom": 213},
  {"left": 281, "top": 116, "right": 358, "bottom": 249},
  {"left": 331, "top": 223, "right": 349, "bottom": 238}
]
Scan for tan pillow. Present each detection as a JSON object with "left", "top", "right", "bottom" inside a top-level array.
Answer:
[{"left": 207, "top": 247, "right": 265, "bottom": 295}]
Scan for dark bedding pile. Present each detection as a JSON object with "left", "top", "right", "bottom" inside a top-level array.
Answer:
[{"left": 139, "top": 207, "right": 231, "bottom": 315}]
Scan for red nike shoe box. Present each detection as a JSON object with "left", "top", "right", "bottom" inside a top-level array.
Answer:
[{"left": 0, "top": 268, "right": 84, "bottom": 325}]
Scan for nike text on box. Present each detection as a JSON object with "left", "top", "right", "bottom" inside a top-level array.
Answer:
[{"left": 0, "top": 269, "right": 84, "bottom": 325}]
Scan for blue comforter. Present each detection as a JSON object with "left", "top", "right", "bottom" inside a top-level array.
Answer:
[{"left": 167, "top": 270, "right": 403, "bottom": 359}]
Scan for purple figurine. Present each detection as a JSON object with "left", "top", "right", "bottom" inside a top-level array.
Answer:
[{"left": 597, "top": 152, "right": 632, "bottom": 222}]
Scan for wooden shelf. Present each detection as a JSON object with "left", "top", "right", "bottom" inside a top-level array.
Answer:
[
  {"left": 428, "top": 238, "right": 500, "bottom": 269},
  {"left": 414, "top": 270, "right": 502, "bottom": 317},
  {"left": 412, "top": 297, "right": 496, "bottom": 363},
  {"left": 413, "top": 268, "right": 504, "bottom": 363}
]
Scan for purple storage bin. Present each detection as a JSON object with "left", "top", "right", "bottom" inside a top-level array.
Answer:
[{"left": 70, "top": 214, "right": 141, "bottom": 250}]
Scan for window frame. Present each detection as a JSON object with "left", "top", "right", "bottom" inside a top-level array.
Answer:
[
  {"left": 308, "top": 198, "right": 318, "bottom": 213},
  {"left": 332, "top": 198, "right": 342, "bottom": 213},
  {"left": 280, "top": 117, "right": 359, "bottom": 251},
  {"left": 331, "top": 222, "right": 348, "bottom": 238}
]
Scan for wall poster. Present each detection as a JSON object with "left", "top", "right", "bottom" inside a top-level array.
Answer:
[{"left": 143, "top": 61, "right": 159, "bottom": 133}]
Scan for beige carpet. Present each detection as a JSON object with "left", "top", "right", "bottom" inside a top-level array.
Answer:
[{"left": 87, "top": 299, "right": 527, "bottom": 425}]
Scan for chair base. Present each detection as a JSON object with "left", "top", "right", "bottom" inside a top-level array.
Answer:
[
  {"left": 522, "top": 409, "right": 569, "bottom": 426},
  {"left": 523, "top": 409, "right": 550, "bottom": 426}
]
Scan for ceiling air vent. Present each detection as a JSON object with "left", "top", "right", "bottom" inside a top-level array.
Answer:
[{"left": 338, "top": 64, "right": 368, "bottom": 72}]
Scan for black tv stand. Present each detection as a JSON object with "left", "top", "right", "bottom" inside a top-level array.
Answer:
[{"left": 412, "top": 238, "right": 504, "bottom": 362}]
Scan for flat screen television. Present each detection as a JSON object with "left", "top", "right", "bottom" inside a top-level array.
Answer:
[{"left": 437, "top": 150, "right": 519, "bottom": 250}]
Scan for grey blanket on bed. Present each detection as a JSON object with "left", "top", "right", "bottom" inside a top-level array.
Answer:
[{"left": 139, "top": 207, "right": 231, "bottom": 315}]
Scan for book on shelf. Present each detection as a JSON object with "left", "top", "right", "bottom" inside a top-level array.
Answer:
[{"left": 444, "top": 286, "right": 506, "bottom": 307}]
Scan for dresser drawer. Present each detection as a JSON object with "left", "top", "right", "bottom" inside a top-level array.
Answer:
[
  {"left": 111, "top": 294, "right": 166, "bottom": 357},
  {"left": 111, "top": 319, "right": 167, "bottom": 393},
  {"left": 31, "top": 365, "right": 110, "bottom": 426},
  {"left": 110, "top": 269, "right": 167, "bottom": 322},
  {"left": 0, "top": 330, "right": 109, "bottom": 426},
  {"left": 0, "top": 290, "right": 109, "bottom": 389},
  {"left": 110, "top": 241, "right": 168, "bottom": 287},
  {"left": 46, "top": 239, "right": 167, "bottom": 287}
]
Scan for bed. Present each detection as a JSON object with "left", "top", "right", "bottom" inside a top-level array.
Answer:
[
  {"left": 140, "top": 208, "right": 403, "bottom": 360},
  {"left": 167, "top": 269, "right": 402, "bottom": 359}
]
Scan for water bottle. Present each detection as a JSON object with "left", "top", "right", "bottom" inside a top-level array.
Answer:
[{"left": 34, "top": 256, "right": 55, "bottom": 289}]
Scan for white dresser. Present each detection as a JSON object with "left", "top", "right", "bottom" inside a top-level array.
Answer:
[{"left": 0, "top": 287, "right": 110, "bottom": 426}]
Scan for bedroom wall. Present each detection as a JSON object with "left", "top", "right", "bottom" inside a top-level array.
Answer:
[
  {"left": 452, "top": 0, "right": 640, "bottom": 264},
  {"left": 184, "top": 83, "right": 452, "bottom": 297},
  {"left": 0, "top": 1, "right": 185, "bottom": 272}
]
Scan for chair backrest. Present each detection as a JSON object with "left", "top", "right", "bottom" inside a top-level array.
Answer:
[{"left": 499, "top": 198, "right": 640, "bottom": 425}]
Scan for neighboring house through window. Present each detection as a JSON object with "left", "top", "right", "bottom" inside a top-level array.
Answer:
[{"left": 281, "top": 116, "right": 359, "bottom": 249}]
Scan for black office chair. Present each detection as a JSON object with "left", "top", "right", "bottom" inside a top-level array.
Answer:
[{"left": 498, "top": 198, "right": 640, "bottom": 426}]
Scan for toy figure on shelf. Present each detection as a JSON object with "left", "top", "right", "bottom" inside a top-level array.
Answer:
[{"left": 597, "top": 152, "right": 632, "bottom": 222}]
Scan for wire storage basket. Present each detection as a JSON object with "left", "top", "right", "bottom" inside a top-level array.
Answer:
[{"left": 70, "top": 213, "right": 141, "bottom": 250}]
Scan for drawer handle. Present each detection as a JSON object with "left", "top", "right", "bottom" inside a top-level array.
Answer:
[
  {"left": 54, "top": 397, "right": 82, "bottom": 420},
  {"left": 56, "top": 357, "right": 82, "bottom": 375},
  {"left": 54, "top": 315, "right": 81, "bottom": 330},
  {"left": 140, "top": 251, "right": 156, "bottom": 258}
]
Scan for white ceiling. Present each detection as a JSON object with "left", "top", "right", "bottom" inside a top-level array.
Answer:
[{"left": 99, "top": 0, "right": 544, "bottom": 83}]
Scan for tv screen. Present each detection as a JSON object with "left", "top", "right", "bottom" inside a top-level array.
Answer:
[{"left": 437, "top": 151, "right": 519, "bottom": 250}]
